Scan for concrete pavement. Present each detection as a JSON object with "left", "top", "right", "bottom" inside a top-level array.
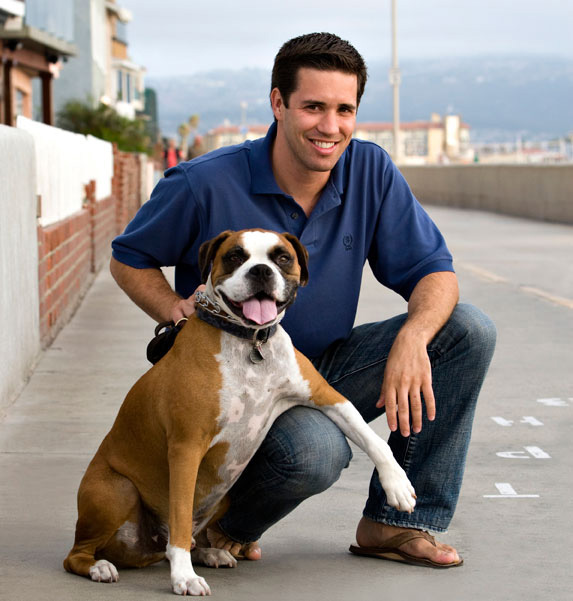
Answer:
[{"left": 1, "top": 206, "right": 572, "bottom": 600}]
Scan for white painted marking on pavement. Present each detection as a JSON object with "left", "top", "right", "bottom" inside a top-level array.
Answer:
[
  {"left": 496, "top": 483, "right": 518, "bottom": 495},
  {"left": 491, "top": 416, "right": 513, "bottom": 426},
  {"left": 483, "top": 482, "right": 540, "bottom": 498},
  {"left": 537, "top": 398, "right": 569, "bottom": 407},
  {"left": 492, "top": 416, "right": 544, "bottom": 427},
  {"left": 520, "top": 416, "right": 543, "bottom": 426},
  {"left": 524, "top": 446, "right": 551, "bottom": 459},
  {"left": 497, "top": 446, "right": 551, "bottom": 459},
  {"left": 497, "top": 450, "right": 530, "bottom": 459}
]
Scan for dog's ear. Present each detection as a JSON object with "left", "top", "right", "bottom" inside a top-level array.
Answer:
[
  {"left": 198, "top": 231, "right": 233, "bottom": 284},
  {"left": 282, "top": 233, "right": 309, "bottom": 286}
]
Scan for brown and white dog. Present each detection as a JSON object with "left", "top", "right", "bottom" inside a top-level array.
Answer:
[{"left": 63, "top": 229, "right": 416, "bottom": 596}]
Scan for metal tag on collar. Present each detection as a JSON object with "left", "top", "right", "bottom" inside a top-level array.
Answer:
[
  {"left": 249, "top": 329, "right": 268, "bottom": 364},
  {"left": 249, "top": 343, "right": 264, "bottom": 364}
]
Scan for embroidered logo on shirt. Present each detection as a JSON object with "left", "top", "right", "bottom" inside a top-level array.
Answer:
[{"left": 343, "top": 234, "right": 353, "bottom": 251}]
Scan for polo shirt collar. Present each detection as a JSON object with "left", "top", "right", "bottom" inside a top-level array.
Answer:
[{"left": 250, "top": 121, "right": 347, "bottom": 199}]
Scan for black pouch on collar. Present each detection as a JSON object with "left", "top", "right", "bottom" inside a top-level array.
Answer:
[{"left": 146, "top": 319, "right": 187, "bottom": 364}]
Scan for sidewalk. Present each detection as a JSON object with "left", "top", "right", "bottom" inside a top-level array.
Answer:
[{"left": 1, "top": 207, "right": 572, "bottom": 601}]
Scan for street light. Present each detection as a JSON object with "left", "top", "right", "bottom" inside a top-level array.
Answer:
[{"left": 389, "top": 0, "right": 401, "bottom": 163}]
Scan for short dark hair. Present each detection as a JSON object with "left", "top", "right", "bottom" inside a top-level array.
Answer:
[{"left": 271, "top": 32, "right": 368, "bottom": 107}]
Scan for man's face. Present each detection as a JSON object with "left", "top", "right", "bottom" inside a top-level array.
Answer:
[{"left": 271, "top": 67, "right": 358, "bottom": 175}]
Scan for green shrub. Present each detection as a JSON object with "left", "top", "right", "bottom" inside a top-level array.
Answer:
[{"left": 57, "top": 100, "right": 151, "bottom": 154}]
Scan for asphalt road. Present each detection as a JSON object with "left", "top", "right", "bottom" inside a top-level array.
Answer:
[{"left": 1, "top": 206, "right": 571, "bottom": 601}]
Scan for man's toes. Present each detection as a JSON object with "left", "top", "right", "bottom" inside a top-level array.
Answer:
[{"left": 242, "top": 542, "right": 262, "bottom": 560}]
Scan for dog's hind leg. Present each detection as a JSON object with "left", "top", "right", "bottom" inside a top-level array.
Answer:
[{"left": 63, "top": 454, "right": 151, "bottom": 582}]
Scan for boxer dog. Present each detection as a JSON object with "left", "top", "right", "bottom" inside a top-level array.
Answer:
[{"left": 64, "top": 229, "right": 416, "bottom": 596}]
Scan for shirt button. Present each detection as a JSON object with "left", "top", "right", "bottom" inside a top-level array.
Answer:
[{"left": 290, "top": 211, "right": 299, "bottom": 220}]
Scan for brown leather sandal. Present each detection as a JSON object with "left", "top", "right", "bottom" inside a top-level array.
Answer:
[{"left": 349, "top": 530, "right": 463, "bottom": 568}]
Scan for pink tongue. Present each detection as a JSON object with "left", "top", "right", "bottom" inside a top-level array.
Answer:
[{"left": 242, "top": 298, "right": 278, "bottom": 325}]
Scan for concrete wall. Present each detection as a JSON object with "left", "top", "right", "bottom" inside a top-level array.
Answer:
[
  {"left": 400, "top": 164, "right": 573, "bottom": 225},
  {"left": 0, "top": 127, "right": 41, "bottom": 414}
]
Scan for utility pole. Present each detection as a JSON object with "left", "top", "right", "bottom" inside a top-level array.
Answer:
[{"left": 389, "top": 0, "right": 401, "bottom": 163}]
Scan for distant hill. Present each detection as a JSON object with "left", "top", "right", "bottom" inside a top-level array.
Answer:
[{"left": 148, "top": 55, "right": 573, "bottom": 142}]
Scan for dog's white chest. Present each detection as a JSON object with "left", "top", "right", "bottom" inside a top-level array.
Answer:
[{"left": 193, "top": 328, "right": 311, "bottom": 527}]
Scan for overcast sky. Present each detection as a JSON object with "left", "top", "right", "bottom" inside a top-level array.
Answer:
[{"left": 118, "top": 0, "right": 573, "bottom": 79}]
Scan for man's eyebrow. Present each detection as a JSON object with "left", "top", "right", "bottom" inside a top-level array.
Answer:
[{"left": 301, "top": 99, "right": 357, "bottom": 111}]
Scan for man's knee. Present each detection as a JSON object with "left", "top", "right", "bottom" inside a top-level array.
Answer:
[
  {"left": 451, "top": 303, "right": 497, "bottom": 360},
  {"left": 262, "top": 406, "right": 352, "bottom": 496}
]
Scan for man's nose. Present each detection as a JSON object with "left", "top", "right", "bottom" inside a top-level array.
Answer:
[{"left": 317, "top": 110, "right": 339, "bottom": 135}]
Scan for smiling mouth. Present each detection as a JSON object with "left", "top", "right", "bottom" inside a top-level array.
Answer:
[
  {"left": 221, "top": 291, "right": 287, "bottom": 326},
  {"left": 311, "top": 139, "right": 338, "bottom": 149}
]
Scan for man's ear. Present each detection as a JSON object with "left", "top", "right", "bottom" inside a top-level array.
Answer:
[
  {"left": 198, "top": 231, "right": 233, "bottom": 284},
  {"left": 270, "top": 87, "right": 285, "bottom": 121},
  {"left": 282, "top": 232, "right": 309, "bottom": 286}
]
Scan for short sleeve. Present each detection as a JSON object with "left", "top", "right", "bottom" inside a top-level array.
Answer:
[
  {"left": 111, "top": 166, "right": 201, "bottom": 269},
  {"left": 368, "top": 160, "right": 454, "bottom": 300}
]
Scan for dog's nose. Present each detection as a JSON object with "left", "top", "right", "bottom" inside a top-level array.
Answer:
[{"left": 248, "top": 264, "right": 274, "bottom": 282}]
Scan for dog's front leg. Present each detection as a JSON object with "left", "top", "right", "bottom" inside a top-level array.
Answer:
[
  {"left": 295, "top": 352, "right": 416, "bottom": 512},
  {"left": 319, "top": 400, "right": 416, "bottom": 512},
  {"left": 165, "top": 442, "right": 211, "bottom": 596}
]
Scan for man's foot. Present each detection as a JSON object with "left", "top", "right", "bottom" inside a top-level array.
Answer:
[
  {"left": 351, "top": 517, "right": 462, "bottom": 568},
  {"left": 206, "top": 524, "right": 262, "bottom": 561}
]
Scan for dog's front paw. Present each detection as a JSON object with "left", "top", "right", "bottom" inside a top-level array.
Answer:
[
  {"left": 381, "top": 466, "right": 416, "bottom": 513},
  {"left": 172, "top": 574, "right": 211, "bottom": 596},
  {"left": 192, "top": 547, "right": 237, "bottom": 568},
  {"left": 89, "top": 559, "right": 119, "bottom": 583}
]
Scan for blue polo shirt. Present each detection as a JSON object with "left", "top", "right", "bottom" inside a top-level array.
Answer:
[{"left": 112, "top": 122, "right": 453, "bottom": 358}]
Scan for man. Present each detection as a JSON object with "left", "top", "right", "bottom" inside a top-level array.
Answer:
[{"left": 111, "top": 33, "right": 496, "bottom": 568}]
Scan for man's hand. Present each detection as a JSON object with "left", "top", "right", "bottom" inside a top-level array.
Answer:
[
  {"left": 377, "top": 330, "right": 435, "bottom": 437},
  {"left": 376, "top": 271, "right": 459, "bottom": 437},
  {"left": 170, "top": 285, "right": 206, "bottom": 323}
]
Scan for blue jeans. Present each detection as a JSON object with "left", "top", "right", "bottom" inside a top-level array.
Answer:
[{"left": 218, "top": 303, "right": 496, "bottom": 540}]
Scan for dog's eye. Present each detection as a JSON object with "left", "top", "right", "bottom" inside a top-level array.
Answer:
[
  {"left": 228, "top": 253, "right": 244, "bottom": 264},
  {"left": 276, "top": 254, "right": 292, "bottom": 266}
]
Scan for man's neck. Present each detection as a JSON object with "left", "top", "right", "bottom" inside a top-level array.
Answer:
[{"left": 271, "top": 140, "right": 330, "bottom": 218}]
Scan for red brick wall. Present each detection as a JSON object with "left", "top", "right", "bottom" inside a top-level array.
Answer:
[
  {"left": 86, "top": 181, "right": 117, "bottom": 273},
  {"left": 37, "top": 209, "right": 92, "bottom": 345},
  {"left": 37, "top": 146, "right": 144, "bottom": 347},
  {"left": 113, "top": 146, "right": 141, "bottom": 233}
]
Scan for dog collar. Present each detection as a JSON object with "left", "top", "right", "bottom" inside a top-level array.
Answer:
[{"left": 195, "top": 291, "right": 277, "bottom": 363}]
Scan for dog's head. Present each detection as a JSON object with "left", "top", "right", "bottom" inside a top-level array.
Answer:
[{"left": 198, "top": 229, "right": 309, "bottom": 328}]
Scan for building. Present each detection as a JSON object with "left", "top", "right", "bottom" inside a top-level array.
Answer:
[
  {"left": 204, "top": 124, "right": 270, "bottom": 153},
  {"left": 0, "top": 0, "right": 76, "bottom": 125},
  {"left": 355, "top": 114, "right": 472, "bottom": 164},
  {"left": 53, "top": 0, "right": 145, "bottom": 120},
  {"left": 203, "top": 115, "right": 471, "bottom": 165}
]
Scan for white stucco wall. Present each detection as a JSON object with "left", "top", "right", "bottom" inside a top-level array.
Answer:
[
  {"left": 16, "top": 117, "right": 114, "bottom": 225},
  {"left": 0, "top": 126, "right": 41, "bottom": 414}
]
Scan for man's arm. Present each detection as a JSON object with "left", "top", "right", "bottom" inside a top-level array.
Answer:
[
  {"left": 110, "top": 257, "right": 198, "bottom": 323},
  {"left": 377, "top": 271, "right": 459, "bottom": 437}
]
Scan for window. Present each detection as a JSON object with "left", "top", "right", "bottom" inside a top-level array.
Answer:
[{"left": 15, "top": 89, "right": 25, "bottom": 117}]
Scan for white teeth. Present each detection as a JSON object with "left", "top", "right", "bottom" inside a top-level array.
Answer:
[{"left": 313, "top": 140, "right": 335, "bottom": 149}]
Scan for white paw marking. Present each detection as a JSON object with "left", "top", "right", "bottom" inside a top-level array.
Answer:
[
  {"left": 172, "top": 575, "right": 211, "bottom": 596},
  {"left": 381, "top": 467, "right": 417, "bottom": 513},
  {"left": 192, "top": 547, "right": 237, "bottom": 568},
  {"left": 167, "top": 544, "right": 211, "bottom": 596},
  {"left": 89, "top": 559, "right": 119, "bottom": 583}
]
